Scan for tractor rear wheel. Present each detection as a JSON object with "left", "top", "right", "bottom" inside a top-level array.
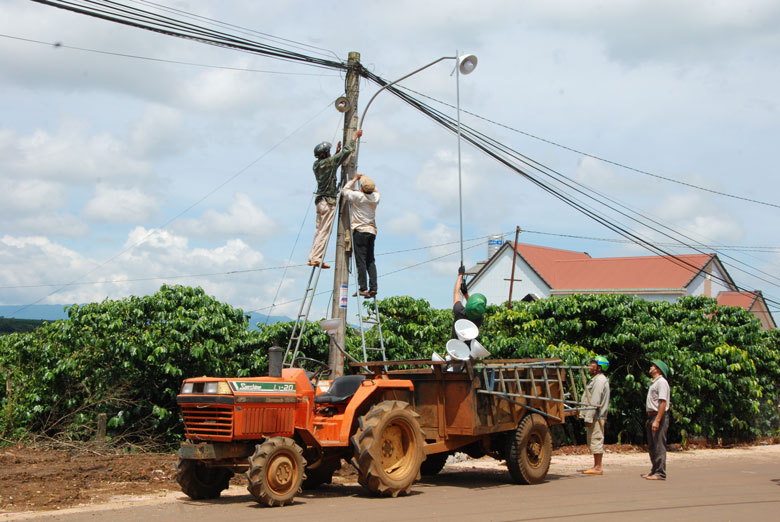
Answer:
[
  {"left": 505, "top": 413, "right": 552, "bottom": 484},
  {"left": 351, "top": 400, "right": 425, "bottom": 497},
  {"left": 419, "top": 452, "right": 448, "bottom": 476},
  {"left": 175, "top": 458, "right": 233, "bottom": 500},
  {"left": 246, "top": 437, "right": 305, "bottom": 507}
]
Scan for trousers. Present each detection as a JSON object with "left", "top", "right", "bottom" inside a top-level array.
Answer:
[
  {"left": 308, "top": 198, "right": 336, "bottom": 264},
  {"left": 646, "top": 411, "right": 670, "bottom": 479},
  {"left": 353, "top": 230, "right": 377, "bottom": 292}
]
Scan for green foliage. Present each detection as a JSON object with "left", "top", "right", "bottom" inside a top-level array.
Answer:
[
  {"left": 0, "top": 317, "right": 47, "bottom": 335},
  {"left": 0, "top": 285, "right": 265, "bottom": 444},
  {"left": 483, "top": 294, "right": 780, "bottom": 444},
  {"left": 1, "top": 288, "right": 777, "bottom": 447}
]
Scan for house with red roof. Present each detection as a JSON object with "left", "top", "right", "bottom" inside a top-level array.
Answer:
[{"left": 466, "top": 241, "right": 776, "bottom": 330}]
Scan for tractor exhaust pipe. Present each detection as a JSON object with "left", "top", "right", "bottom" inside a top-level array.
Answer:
[{"left": 268, "top": 346, "right": 283, "bottom": 378}]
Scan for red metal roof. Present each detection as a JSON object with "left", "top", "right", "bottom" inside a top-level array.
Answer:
[
  {"left": 717, "top": 291, "right": 758, "bottom": 309},
  {"left": 513, "top": 243, "right": 713, "bottom": 290}
]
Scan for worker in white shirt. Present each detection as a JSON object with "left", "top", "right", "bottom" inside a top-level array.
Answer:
[{"left": 342, "top": 173, "right": 380, "bottom": 297}]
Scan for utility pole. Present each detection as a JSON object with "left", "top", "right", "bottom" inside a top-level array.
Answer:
[{"left": 329, "top": 51, "right": 360, "bottom": 377}]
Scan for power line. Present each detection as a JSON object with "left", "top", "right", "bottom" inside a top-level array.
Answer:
[
  {"left": 1, "top": 234, "right": 495, "bottom": 291},
  {"left": 397, "top": 84, "right": 780, "bottom": 210},
  {"left": 0, "top": 33, "right": 340, "bottom": 76},
  {"left": 8, "top": 99, "right": 335, "bottom": 315},
  {"left": 31, "top": 0, "right": 347, "bottom": 71}
]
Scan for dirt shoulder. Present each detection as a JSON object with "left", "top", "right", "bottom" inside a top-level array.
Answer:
[{"left": 1, "top": 441, "right": 778, "bottom": 518}]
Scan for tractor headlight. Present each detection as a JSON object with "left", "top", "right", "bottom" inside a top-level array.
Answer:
[
  {"left": 204, "top": 382, "right": 218, "bottom": 394},
  {"left": 181, "top": 382, "right": 194, "bottom": 394}
]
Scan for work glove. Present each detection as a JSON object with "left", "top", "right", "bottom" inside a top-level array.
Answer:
[
  {"left": 460, "top": 280, "right": 469, "bottom": 296},
  {"left": 458, "top": 264, "right": 465, "bottom": 275}
]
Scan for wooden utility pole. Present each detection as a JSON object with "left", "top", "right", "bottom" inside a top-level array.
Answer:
[{"left": 329, "top": 51, "right": 361, "bottom": 377}]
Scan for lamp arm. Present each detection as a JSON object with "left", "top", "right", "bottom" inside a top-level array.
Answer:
[{"left": 358, "top": 56, "right": 454, "bottom": 131}]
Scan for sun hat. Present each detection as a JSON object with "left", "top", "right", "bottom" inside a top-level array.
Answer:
[
  {"left": 651, "top": 360, "right": 670, "bottom": 378},
  {"left": 465, "top": 293, "right": 487, "bottom": 321}
]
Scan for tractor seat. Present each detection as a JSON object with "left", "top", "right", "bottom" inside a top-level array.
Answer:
[{"left": 314, "top": 375, "right": 366, "bottom": 404}]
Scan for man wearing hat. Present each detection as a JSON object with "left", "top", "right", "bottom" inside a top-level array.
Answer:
[
  {"left": 581, "top": 355, "right": 610, "bottom": 475},
  {"left": 342, "top": 173, "right": 380, "bottom": 297},
  {"left": 451, "top": 265, "right": 487, "bottom": 339},
  {"left": 308, "top": 129, "right": 363, "bottom": 269},
  {"left": 644, "top": 360, "right": 671, "bottom": 480}
]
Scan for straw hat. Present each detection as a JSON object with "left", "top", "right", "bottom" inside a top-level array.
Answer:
[{"left": 360, "top": 177, "right": 375, "bottom": 193}]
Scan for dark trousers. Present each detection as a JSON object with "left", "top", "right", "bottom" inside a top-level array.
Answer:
[
  {"left": 646, "top": 411, "right": 670, "bottom": 479},
  {"left": 353, "top": 230, "right": 377, "bottom": 292}
]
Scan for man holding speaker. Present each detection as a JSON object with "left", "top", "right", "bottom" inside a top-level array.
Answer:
[{"left": 452, "top": 265, "right": 487, "bottom": 339}]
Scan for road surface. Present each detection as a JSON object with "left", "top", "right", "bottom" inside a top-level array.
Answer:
[{"left": 11, "top": 445, "right": 780, "bottom": 521}]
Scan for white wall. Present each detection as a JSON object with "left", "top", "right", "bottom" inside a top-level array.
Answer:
[{"left": 469, "top": 248, "right": 550, "bottom": 306}]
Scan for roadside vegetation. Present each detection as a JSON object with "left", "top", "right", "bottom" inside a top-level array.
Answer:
[{"left": 1, "top": 284, "right": 778, "bottom": 449}]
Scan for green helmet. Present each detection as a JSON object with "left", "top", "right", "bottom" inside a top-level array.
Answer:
[
  {"left": 465, "top": 293, "right": 487, "bottom": 321},
  {"left": 592, "top": 355, "right": 610, "bottom": 371},
  {"left": 651, "top": 359, "right": 670, "bottom": 378}
]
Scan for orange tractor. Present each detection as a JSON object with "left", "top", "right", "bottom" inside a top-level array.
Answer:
[{"left": 175, "top": 347, "right": 588, "bottom": 506}]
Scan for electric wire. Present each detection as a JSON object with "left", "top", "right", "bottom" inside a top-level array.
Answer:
[
  {"left": 31, "top": 0, "right": 347, "bottom": 71},
  {"left": 127, "top": 0, "right": 342, "bottom": 61},
  {"left": 1, "top": 234, "right": 494, "bottom": 290},
  {"left": 8, "top": 99, "right": 335, "bottom": 316},
  {"left": 20, "top": 1, "right": 780, "bottom": 313},
  {"left": 359, "top": 69, "right": 780, "bottom": 302},
  {"left": 0, "top": 33, "right": 340, "bottom": 76},
  {"left": 396, "top": 84, "right": 780, "bottom": 210}
]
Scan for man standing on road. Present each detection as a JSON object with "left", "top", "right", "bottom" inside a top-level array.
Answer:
[
  {"left": 644, "top": 360, "right": 671, "bottom": 481},
  {"left": 308, "top": 129, "right": 363, "bottom": 268},
  {"left": 451, "top": 265, "right": 487, "bottom": 340},
  {"left": 342, "top": 173, "right": 380, "bottom": 297},
  {"left": 581, "top": 356, "right": 610, "bottom": 475}
]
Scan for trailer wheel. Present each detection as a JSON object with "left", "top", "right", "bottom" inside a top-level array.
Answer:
[
  {"left": 506, "top": 413, "right": 552, "bottom": 484},
  {"left": 175, "top": 458, "right": 233, "bottom": 500},
  {"left": 420, "top": 452, "right": 448, "bottom": 476},
  {"left": 351, "top": 400, "right": 425, "bottom": 497},
  {"left": 246, "top": 437, "right": 305, "bottom": 507}
]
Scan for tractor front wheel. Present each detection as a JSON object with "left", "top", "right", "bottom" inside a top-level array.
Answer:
[
  {"left": 351, "top": 400, "right": 425, "bottom": 497},
  {"left": 505, "top": 413, "right": 552, "bottom": 484},
  {"left": 246, "top": 437, "right": 305, "bottom": 507},
  {"left": 175, "top": 458, "right": 233, "bottom": 500}
]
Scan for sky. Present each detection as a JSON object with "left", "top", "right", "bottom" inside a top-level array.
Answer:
[{"left": 2, "top": 0, "right": 780, "bottom": 325}]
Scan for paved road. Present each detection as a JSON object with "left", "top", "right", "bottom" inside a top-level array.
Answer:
[{"left": 15, "top": 446, "right": 780, "bottom": 521}]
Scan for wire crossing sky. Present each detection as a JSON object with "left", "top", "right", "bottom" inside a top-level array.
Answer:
[{"left": 4, "top": 1, "right": 780, "bottom": 319}]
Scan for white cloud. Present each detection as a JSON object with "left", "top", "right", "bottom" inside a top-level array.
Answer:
[
  {"left": 129, "top": 105, "right": 193, "bottom": 158},
  {"left": 385, "top": 211, "right": 422, "bottom": 235},
  {"left": 83, "top": 186, "right": 160, "bottom": 224},
  {"left": 0, "top": 177, "right": 66, "bottom": 215},
  {"left": 2, "top": 123, "right": 155, "bottom": 184},
  {"left": 174, "top": 192, "right": 276, "bottom": 240}
]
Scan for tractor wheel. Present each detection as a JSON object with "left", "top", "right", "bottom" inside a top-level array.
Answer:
[
  {"left": 505, "top": 413, "right": 552, "bottom": 485},
  {"left": 302, "top": 459, "right": 340, "bottom": 490},
  {"left": 245, "top": 437, "right": 306, "bottom": 507},
  {"left": 175, "top": 458, "right": 233, "bottom": 500},
  {"left": 351, "top": 400, "right": 425, "bottom": 497},
  {"left": 420, "top": 452, "right": 448, "bottom": 476}
]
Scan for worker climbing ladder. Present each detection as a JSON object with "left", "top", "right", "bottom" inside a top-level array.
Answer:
[
  {"left": 283, "top": 194, "right": 342, "bottom": 367},
  {"left": 351, "top": 259, "right": 386, "bottom": 363}
]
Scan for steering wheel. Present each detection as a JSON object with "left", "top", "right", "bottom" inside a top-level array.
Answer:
[{"left": 292, "top": 357, "right": 331, "bottom": 389}]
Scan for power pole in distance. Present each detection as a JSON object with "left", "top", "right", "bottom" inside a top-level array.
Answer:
[{"left": 329, "top": 51, "right": 360, "bottom": 377}]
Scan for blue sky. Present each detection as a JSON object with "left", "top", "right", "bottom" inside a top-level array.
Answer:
[{"left": 2, "top": 0, "right": 780, "bottom": 324}]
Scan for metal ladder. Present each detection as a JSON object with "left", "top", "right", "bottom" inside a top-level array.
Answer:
[
  {"left": 283, "top": 194, "right": 342, "bottom": 367},
  {"left": 351, "top": 242, "right": 386, "bottom": 363}
]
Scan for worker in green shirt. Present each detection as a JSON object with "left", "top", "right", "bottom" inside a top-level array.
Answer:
[{"left": 308, "top": 129, "right": 363, "bottom": 268}]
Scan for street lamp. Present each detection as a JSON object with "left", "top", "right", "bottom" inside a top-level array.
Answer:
[{"left": 357, "top": 53, "right": 478, "bottom": 266}]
